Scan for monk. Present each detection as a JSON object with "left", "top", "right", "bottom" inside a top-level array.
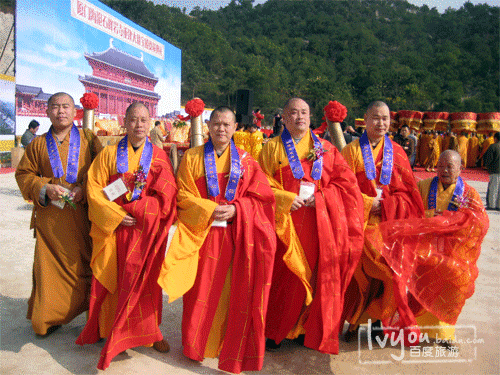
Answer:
[
  {"left": 467, "top": 132, "right": 480, "bottom": 168},
  {"left": 420, "top": 131, "right": 439, "bottom": 172},
  {"left": 260, "top": 98, "right": 365, "bottom": 354},
  {"left": 76, "top": 102, "right": 177, "bottom": 370},
  {"left": 479, "top": 132, "right": 495, "bottom": 167},
  {"left": 246, "top": 122, "right": 264, "bottom": 160},
  {"left": 16, "top": 92, "right": 100, "bottom": 336},
  {"left": 341, "top": 101, "right": 425, "bottom": 341},
  {"left": 457, "top": 132, "right": 468, "bottom": 168},
  {"left": 379, "top": 150, "right": 489, "bottom": 343},
  {"left": 158, "top": 106, "right": 276, "bottom": 374},
  {"left": 150, "top": 120, "right": 167, "bottom": 149}
]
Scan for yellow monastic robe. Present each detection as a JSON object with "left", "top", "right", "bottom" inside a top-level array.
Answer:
[
  {"left": 232, "top": 131, "right": 250, "bottom": 154},
  {"left": 479, "top": 136, "right": 494, "bottom": 166},
  {"left": 457, "top": 135, "right": 468, "bottom": 167},
  {"left": 415, "top": 178, "right": 462, "bottom": 341},
  {"left": 15, "top": 127, "right": 100, "bottom": 335},
  {"left": 467, "top": 135, "right": 480, "bottom": 168},
  {"left": 248, "top": 130, "right": 264, "bottom": 160}
]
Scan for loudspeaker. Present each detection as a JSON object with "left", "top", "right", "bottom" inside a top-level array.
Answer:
[{"left": 235, "top": 89, "right": 253, "bottom": 116}]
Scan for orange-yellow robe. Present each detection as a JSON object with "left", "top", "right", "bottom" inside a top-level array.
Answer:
[
  {"left": 15, "top": 127, "right": 100, "bottom": 335},
  {"left": 260, "top": 132, "right": 364, "bottom": 354},
  {"left": 379, "top": 177, "right": 489, "bottom": 340},
  {"left": 248, "top": 130, "right": 264, "bottom": 160},
  {"left": 467, "top": 135, "right": 480, "bottom": 168},
  {"left": 479, "top": 135, "right": 494, "bottom": 166},
  {"left": 341, "top": 137, "right": 425, "bottom": 329},
  {"left": 421, "top": 135, "right": 439, "bottom": 170},
  {"left": 158, "top": 145, "right": 276, "bottom": 374},
  {"left": 458, "top": 135, "right": 468, "bottom": 167},
  {"left": 232, "top": 130, "right": 249, "bottom": 153},
  {"left": 76, "top": 140, "right": 177, "bottom": 370}
]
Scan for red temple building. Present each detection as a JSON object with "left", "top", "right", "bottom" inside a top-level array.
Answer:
[
  {"left": 79, "top": 39, "right": 161, "bottom": 119},
  {"left": 15, "top": 85, "right": 52, "bottom": 117}
]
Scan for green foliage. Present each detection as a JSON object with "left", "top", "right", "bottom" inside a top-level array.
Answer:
[{"left": 103, "top": 0, "right": 499, "bottom": 125}]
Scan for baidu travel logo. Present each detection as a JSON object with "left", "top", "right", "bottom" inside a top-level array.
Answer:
[{"left": 358, "top": 320, "right": 483, "bottom": 364}]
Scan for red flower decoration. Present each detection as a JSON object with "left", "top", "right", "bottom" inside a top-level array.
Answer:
[
  {"left": 185, "top": 98, "right": 205, "bottom": 119},
  {"left": 80, "top": 92, "right": 99, "bottom": 110},
  {"left": 324, "top": 101, "right": 347, "bottom": 122}
]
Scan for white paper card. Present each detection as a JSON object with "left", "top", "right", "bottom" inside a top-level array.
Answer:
[
  {"left": 103, "top": 178, "right": 128, "bottom": 201},
  {"left": 299, "top": 181, "right": 315, "bottom": 200},
  {"left": 376, "top": 188, "right": 383, "bottom": 199},
  {"left": 50, "top": 186, "right": 71, "bottom": 209},
  {"left": 212, "top": 220, "right": 227, "bottom": 227}
]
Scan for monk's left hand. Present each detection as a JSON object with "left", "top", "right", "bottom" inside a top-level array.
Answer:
[
  {"left": 212, "top": 204, "right": 236, "bottom": 221},
  {"left": 304, "top": 195, "right": 316, "bottom": 207},
  {"left": 71, "top": 186, "right": 84, "bottom": 203}
]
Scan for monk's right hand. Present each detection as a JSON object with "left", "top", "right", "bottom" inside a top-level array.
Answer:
[
  {"left": 121, "top": 214, "right": 137, "bottom": 226},
  {"left": 291, "top": 196, "right": 305, "bottom": 212},
  {"left": 46, "top": 184, "right": 68, "bottom": 201}
]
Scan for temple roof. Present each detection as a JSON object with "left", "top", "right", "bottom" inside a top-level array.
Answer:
[
  {"left": 84, "top": 43, "right": 158, "bottom": 81},
  {"left": 16, "top": 84, "right": 42, "bottom": 96},
  {"left": 78, "top": 75, "right": 160, "bottom": 100}
]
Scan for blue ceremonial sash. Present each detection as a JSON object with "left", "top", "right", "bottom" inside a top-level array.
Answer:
[
  {"left": 428, "top": 176, "right": 464, "bottom": 212},
  {"left": 46, "top": 124, "right": 80, "bottom": 184},
  {"left": 281, "top": 127, "right": 323, "bottom": 180},
  {"left": 360, "top": 131, "right": 393, "bottom": 185},
  {"left": 204, "top": 139, "right": 241, "bottom": 202},
  {"left": 116, "top": 136, "right": 153, "bottom": 201}
]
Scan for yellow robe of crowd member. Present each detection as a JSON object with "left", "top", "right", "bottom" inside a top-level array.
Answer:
[
  {"left": 467, "top": 135, "right": 480, "bottom": 168},
  {"left": 457, "top": 135, "right": 468, "bottom": 167},
  {"left": 15, "top": 127, "right": 101, "bottom": 335},
  {"left": 248, "top": 130, "right": 264, "bottom": 160},
  {"left": 479, "top": 135, "right": 494, "bottom": 166},
  {"left": 232, "top": 130, "right": 249, "bottom": 153}
]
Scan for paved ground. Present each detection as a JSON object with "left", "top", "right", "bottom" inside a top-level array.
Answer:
[{"left": 1, "top": 171, "right": 498, "bottom": 374}]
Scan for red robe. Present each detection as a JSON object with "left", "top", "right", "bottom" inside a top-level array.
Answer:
[
  {"left": 260, "top": 133, "right": 365, "bottom": 354},
  {"left": 341, "top": 138, "right": 425, "bottom": 331},
  {"left": 379, "top": 180, "right": 489, "bottom": 325},
  {"left": 159, "top": 145, "right": 276, "bottom": 374},
  {"left": 76, "top": 144, "right": 177, "bottom": 370}
]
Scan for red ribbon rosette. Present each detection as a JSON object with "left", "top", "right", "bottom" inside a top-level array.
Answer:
[
  {"left": 185, "top": 98, "right": 205, "bottom": 119},
  {"left": 324, "top": 100, "right": 347, "bottom": 123},
  {"left": 80, "top": 92, "right": 99, "bottom": 110}
]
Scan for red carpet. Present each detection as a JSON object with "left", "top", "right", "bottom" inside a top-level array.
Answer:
[
  {"left": 0, "top": 167, "right": 15, "bottom": 174},
  {"left": 413, "top": 167, "right": 489, "bottom": 182}
]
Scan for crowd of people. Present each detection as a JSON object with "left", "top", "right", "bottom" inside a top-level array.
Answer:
[{"left": 15, "top": 92, "right": 494, "bottom": 373}]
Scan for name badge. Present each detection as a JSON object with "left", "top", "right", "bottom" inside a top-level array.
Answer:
[
  {"left": 103, "top": 178, "right": 128, "bottom": 201},
  {"left": 299, "top": 181, "right": 316, "bottom": 201}
]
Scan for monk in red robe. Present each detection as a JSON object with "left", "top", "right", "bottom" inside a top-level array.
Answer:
[
  {"left": 158, "top": 106, "right": 276, "bottom": 374},
  {"left": 76, "top": 103, "right": 177, "bottom": 370},
  {"left": 260, "top": 98, "right": 365, "bottom": 354},
  {"left": 379, "top": 150, "right": 489, "bottom": 343},
  {"left": 341, "top": 101, "right": 425, "bottom": 341}
]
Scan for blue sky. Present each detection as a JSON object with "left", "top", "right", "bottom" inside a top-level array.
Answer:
[
  {"left": 16, "top": 0, "right": 182, "bottom": 118},
  {"left": 151, "top": 0, "right": 498, "bottom": 13}
]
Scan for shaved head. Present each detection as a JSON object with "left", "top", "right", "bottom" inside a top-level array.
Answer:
[
  {"left": 437, "top": 150, "right": 462, "bottom": 187},
  {"left": 438, "top": 150, "right": 461, "bottom": 167},
  {"left": 125, "top": 102, "right": 149, "bottom": 117}
]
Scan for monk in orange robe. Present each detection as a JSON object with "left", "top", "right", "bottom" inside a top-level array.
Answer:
[
  {"left": 341, "top": 101, "right": 425, "bottom": 340},
  {"left": 420, "top": 131, "right": 439, "bottom": 171},
  {"left": 76, "top": 103, "right": 177, "bottom": 370},
  {"left": 379, "top": 150, "right": 489, "bottom": 342},
  {"left": 16, "top": 92, "right": 101, "bottom": 336},
  {"left": 479, "top": 133, "right": 495, "bottom": 167},
  {"left": 467, "top": 132, "right": 480, "bottom": 167},
  {"left": 457, "top": 132, "right": 469, "bottom": 167},
  {"left": 260, "top": 98, "right": 365, "bottom": 354},
  {"left": 158, "top": 106, "right": 276, "bottom": 374}
]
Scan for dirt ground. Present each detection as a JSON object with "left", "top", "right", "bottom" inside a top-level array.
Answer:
[{"left": 1, "top": 171, "right": 498, "bottom": 374}]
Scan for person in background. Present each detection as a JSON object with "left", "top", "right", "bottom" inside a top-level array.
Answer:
[
  {"left": 150, "top": 120, "right": 167, "bottom": 149},
  {"left": 483, "top": 132, "right": 500, "bottom": 210},
  {"left": 21, "top": 120, "right": 40, "bottom": 147},
  {"left": 393, "top": 125, "right": 415, "bottom": 162}
]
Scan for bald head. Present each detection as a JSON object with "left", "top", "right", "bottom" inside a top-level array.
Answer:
[
  {"left": 282, "top": 98, "right": 310, "bottom": 139},
  {"left": 125, "top": 102, "right": 149, "bottom": 117},
  {"left": 437, "top": 150, "right": 462, "bottom": 187}
]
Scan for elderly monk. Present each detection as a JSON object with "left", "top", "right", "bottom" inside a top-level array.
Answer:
[
  {"left": 76, "top": 102, "right": 177, "bottom": 370},
  {"left": 158, "top": 106, "right": 276, "bottom": 374},
  {"left": 16, "top": 92, "right": 101, "bottom": 336},
  {"left": 260, "top": 98, "right": 364, "bottom": 354},
  {"left": 379, "top": 150, "right": 489, "bottom": 343},
  {"left": 341, "top": 101, "right": 425, "bottom": 341}
]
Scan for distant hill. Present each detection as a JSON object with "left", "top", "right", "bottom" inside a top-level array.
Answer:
[{"left": 103, "top": 0, "right": 499, "bottom": 125}]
